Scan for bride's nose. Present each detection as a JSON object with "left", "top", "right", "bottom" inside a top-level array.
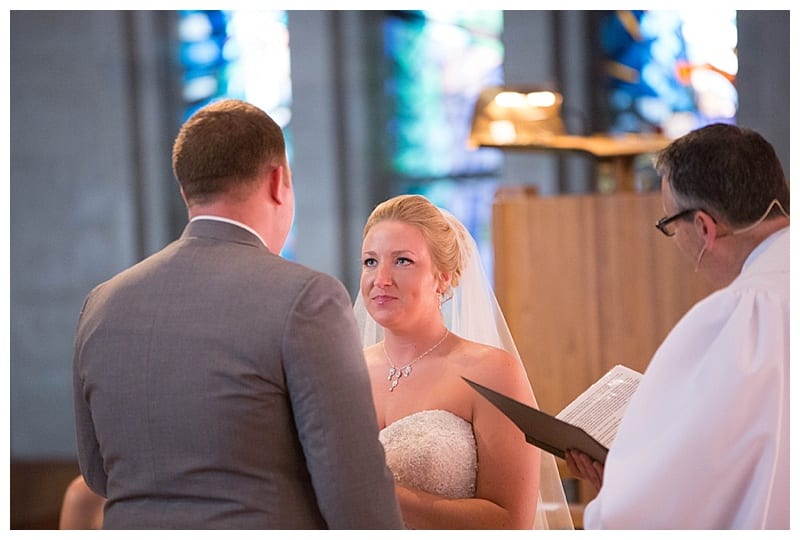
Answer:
[{"left": 374, "top": 261, "right": 393, "bottom": 287}]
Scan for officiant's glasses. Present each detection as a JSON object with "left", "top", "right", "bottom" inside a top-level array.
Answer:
[{"left": 655, "top": 208, "right": 710, "bottom": 237}]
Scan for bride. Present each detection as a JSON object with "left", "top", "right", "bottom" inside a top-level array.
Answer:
[{"left": 355, "top": 194, "right": 573, "bottom": 529}]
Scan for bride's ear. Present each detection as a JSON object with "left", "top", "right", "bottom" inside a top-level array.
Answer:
[{"left": 436, "top": 271, "right": 452, "bottom": 294}]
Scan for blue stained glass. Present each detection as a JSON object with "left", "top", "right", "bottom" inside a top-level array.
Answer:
[
  {"left": 180, "top": 39, "right": 223, "bottom": 67},
  {"left": 601, "top": 10, "right": 738, "bottom": 137},
  {"left": 182, "top": 74, "right": 218, "bottom": 103}
]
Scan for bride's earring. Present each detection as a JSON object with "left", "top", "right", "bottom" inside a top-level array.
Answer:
[{"left": 438, "top": 290, "right": 453, "bottom": 309}]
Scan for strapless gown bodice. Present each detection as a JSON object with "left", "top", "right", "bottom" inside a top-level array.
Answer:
[{"left": 379, "top": 409, "right": 477, "bottom": 499}]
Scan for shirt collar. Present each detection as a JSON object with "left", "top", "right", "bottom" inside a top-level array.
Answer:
[
  {"left": 742, "top": 225, "right": 788, "bottom": 271},
  {"left": 189, "top": 215, "right": 270, "bottom": 250}
]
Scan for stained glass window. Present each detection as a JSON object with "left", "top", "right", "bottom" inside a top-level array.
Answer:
[
  {"left": 601, "top": 10, "right": 738, "bottom": 137},
  {"left": 383, "top": 10, "right": 504, "bottom": 278}
]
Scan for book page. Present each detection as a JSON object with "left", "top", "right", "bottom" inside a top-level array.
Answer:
[{"left": 555, "top": 365, "right": 641, "bottom": 448}]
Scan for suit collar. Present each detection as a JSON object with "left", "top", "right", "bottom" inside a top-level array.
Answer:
[{"left": 182, "top": 218, "right": 268, "bottom": 250}]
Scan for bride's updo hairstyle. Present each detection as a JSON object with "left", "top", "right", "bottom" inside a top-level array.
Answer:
[{"left": 364, "top": 194, "right": 465, "bottom": 293}]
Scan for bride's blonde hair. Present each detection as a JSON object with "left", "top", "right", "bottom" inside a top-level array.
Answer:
[{"left": 363, "top": 194, "right": 465, "bottom": 291}]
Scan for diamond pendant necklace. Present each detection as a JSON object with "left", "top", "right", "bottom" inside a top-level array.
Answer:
[{"left": 384, "top": 329, "right": 449, "bottom": 392}]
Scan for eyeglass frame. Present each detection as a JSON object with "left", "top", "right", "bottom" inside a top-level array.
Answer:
[{"left": 655, "top": 208, "right": 716, "bottom": 237}]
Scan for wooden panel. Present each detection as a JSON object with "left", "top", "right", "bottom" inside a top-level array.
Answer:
[
  {"left": 493, "top": 189, "right": 717, "bottom": 520},
  {"left": 492, "top": 189, "right": 716, "bottom": 415},
  {"left": 493, "top": 192, "right": 601, "bottom": 413},
  {"left": 594, "top": 193, "right": 667, "bottom": 376},
  {"left": 11, "top": 460, "right": 81, "bottom": 529}
]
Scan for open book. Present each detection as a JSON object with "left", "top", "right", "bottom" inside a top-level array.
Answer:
[{"left": 464, "top": 364, "right": 642, "bottom": 464}]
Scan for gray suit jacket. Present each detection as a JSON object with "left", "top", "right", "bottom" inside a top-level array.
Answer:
[{"left": 73, "top": 219, "right": 402, "bottom": 529}]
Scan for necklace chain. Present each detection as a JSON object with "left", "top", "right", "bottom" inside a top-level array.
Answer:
[{"left": 383, "top": 329, "right": 449, "bottom": 392}]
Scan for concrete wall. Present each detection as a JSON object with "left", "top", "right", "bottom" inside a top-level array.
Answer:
[
  {"left": 736, "top": 10, "right": 790, "bottom": 179},
  {"left": 10, "top": 11, "right": 180, "bottom": 459}
]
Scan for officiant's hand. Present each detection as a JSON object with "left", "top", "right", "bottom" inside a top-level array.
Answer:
[{"left": 565, "top": 449, "right": 604, "bottom": 492}]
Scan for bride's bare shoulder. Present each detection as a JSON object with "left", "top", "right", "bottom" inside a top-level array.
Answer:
[
  {"left": 450, "top": 341, "right": 520, "bottom": 385},
  {"left": 450, "top": 336, "right": 517, "bottom": 369}
]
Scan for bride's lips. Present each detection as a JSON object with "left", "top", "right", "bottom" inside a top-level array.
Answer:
[{"left": 371, "top": 294, "right": 396, "bottom": 305}]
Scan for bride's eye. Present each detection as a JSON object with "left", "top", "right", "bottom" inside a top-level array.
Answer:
[
  {"left": 396, "top": 257, "right": 413, "bottom": 266},
  {"left": 363, "top": 257, "right": 377, "bottom": 268}
]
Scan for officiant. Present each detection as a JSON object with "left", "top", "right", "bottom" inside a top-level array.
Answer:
[{"left": 566, "top": 123, "right": 789, "bottom": 529}]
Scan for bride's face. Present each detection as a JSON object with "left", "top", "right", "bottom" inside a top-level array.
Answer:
[{"left": 360, "top": 220, "right": 442, "bottom": 330}]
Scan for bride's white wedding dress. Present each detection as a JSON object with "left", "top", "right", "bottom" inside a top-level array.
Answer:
[{"left": 379, "top": 409, "right": 477, "bottom": 499}]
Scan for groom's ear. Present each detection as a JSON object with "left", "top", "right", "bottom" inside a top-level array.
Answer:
[{"left": 267, "top": 164, "right": 286, "bottom": 204}]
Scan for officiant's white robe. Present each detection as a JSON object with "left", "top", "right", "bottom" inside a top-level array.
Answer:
[{"left": 584, "top": 227, "right": 789, "bottom": 529}]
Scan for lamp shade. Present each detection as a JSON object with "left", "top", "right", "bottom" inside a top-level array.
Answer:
[{"left": 468, "top": 86, "right": 565, "bottom": 148}]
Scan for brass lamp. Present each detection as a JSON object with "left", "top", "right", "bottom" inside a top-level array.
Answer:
[
  {"left": 468, "top": 86, "right": 565, "bottom": 148},
  {"left": 468, "top": 85, "right": 671, "bottom": 191}
]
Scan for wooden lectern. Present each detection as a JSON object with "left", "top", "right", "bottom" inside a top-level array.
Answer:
[
  {"left": 492, "top": 188, "right": 716, "bottom": 526},
  {"left": 480, "top": 133, "right": 669, "bottom": 191}
]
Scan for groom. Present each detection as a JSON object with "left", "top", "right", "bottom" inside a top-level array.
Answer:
[{"left": 72, "top": 99, "right": 403, "bottom": 529}]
